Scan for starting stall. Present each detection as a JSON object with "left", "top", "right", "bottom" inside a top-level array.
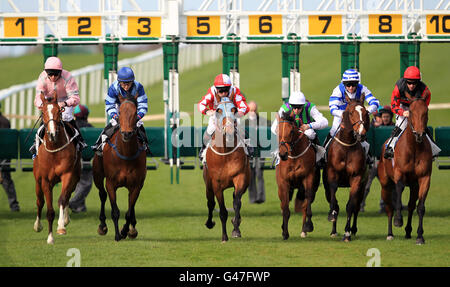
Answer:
[{"left": 0, "top": 0, "right": 449, "bottom": 183}]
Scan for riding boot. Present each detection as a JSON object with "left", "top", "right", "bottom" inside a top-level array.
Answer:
[
  {"left": 137, "top": 125, "right": 151, "bottom": 155},
  {"left": 384, "top": 126, "right": 402, "bottom": 159},
  {"left": 92, "top": 122, "right": 115, "bottom": 156},
  {"left": 68, "top": 119, "right": 87, "bottom": 151},
  {"left": 199, "top": 132, "right": 212, "bottom": 162},
  {"left": 29, "top": 123, "right": 45, "bottom": 159}
]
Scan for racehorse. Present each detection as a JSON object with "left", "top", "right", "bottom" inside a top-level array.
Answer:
[
  {"left": 203, "top": 98, "right": 250, "bottom": 242},
  {"left": 323, "top": 95, "right": 370, "bottom": 242},
  {"left": 378, "top": 91, "right": 432, "bottom": 244},
  {"left": 33, "top": 91, "right": 81, "bottom": 244},
  {"left": 276, "top": 112, "right": 319, "bottom": 240},
  {"left": 93, "top": 93, "right": 147, "bottom": 241}
]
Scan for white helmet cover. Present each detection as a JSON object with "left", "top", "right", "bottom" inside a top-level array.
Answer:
[{"left": 288, "top": 91, "right": 306, "bottom": 105}]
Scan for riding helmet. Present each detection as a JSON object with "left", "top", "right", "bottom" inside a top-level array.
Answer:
[
  {"left": 341, "top": 69, "right": 360, "bottom": 82},
  {"left": 403, "top": 66, "right": 421, "bottom": 80},
  {"left": 44, "top": 56, "right": 63, "bottom": 70},
  {"left": 117, "top": 67, "right": 135, "bottom": 82}
]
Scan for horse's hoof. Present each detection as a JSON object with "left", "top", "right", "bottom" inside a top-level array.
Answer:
[
  {"left": 47, "top": 234, "right": 54, "bottom": 245},
  {"left": 330, "top": 233, "right": 338, "bottom": 238},
  {"left": 394, "top": 216, "right": 403, "bottom": 227},
  {"left": 115, "top": 234, "right": 122, "bottom": 242},
  {"left": 328, "top": 210, "right": 338, "bottom": 222},
  {"left": 342, "top": 232, "right": 351, "bottom": 242},
  {"left": 128, "top": 229, "right": 138, "bottom": 239},
  {"left": 301, "top": 232, "right": 307, "bottom": 238},
  {"left": 97, "top": 225, "right": 108, "bottom": 236},
  {"left": 120, "top": 228, "right": 129, "bottom": 239},
  {"left": 205, "top": 221, "right": 215, "bottom": 229},
  {"left": 34, "top": 223, "right": 43, "bottom": 233},
  {"left": 304, "top": 221, "right": 314, "bottom": 233},
  {"left": 405, "top": 233, "right": 412, "bottom": 239},
  {"left": 232, "top": 230, "right": 241, "bottom": 238},
  {"left": 386, "top": 235, "right": 394, "bottom": 241},
  {"left": 57, "top": 228, "right": 66, "bottom": 235},
  {"left": 221, "top": 235, "right": 229, "bottom": 243},
  {"left": 282, "top": 233, "right": 289, "bottom": 240},
  {"left": 416, "top": 237, "right": 425, "bottom": 245}
]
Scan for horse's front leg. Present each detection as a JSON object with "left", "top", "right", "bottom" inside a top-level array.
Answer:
[
  {"left": 231, "top": 190, "right": 243, "bottom": 238},
  {"left": 34, "top": 181, "right": 44, "bottom": 233},
  {"left": 416, "top": 176, "right": 431, "bottom": 245},
  {"left": 394, "top": 180, "right": 405, "bottom": 227},
  {"left": 301, "top": 173, "right": 316, "bottom": 237},
  {"left": 57, "top": 173, "right": 78, "bottom": 235},
  {"left": 405, "top": 183, "right": 419, "bottom": 239},
  {"left": 215, "top": 188, "right": 228, "bottom": 243},
  {"left": 121, "top": 185, "right": 142, "bottom": 240},
  {"left": 204, "top": 180, "right": 216, "bottom": 230},
  {"left": 277, "top": 183, "right": 290, "bottom": 240},
  {"left": 42, "top": 180, "right": 55, "bottom": 244},
  {"left": 326, "top": 171, "right": 339, "bottom": 238},
  {"left": 105, "top": 181, "right": 121, "bottom": 241},
  {"left": 343, "top": 176, "right": 362, "bottom": 242}
]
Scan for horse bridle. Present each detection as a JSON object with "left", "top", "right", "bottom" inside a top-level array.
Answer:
[
  {"left": 407, "top": 97, "right": 427, "bottom": 141},
  {"left": 278, "top": 120, "right": 304, "bottom": 153},
  {"left": 42, "top": 106, "right": 64, "bottom": 134},
  {"left": 119, "top": 99, "right": 138, "bottom": 135}
]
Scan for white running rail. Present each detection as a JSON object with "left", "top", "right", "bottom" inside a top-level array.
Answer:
[{"left": 0, "top": 43, "right": 259, "bottom": 129}]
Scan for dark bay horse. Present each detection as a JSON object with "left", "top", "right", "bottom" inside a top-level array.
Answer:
[
  {"left": 93, "top": 93, "right": 147, "bottom": 241},
  {"left": 323, "top": 95, "right": 370, "bottom": 242},
  {"left": 378, "top": 91, "right": 432, "bottom": 244},
  {"left": 33, "top": 92, "right": 81, "bottom": 244},
  {"left": 203, "top": 99, "right": 250, "bottom": 242},
  {"left": 276, "top": 112, "right": 319, "bottom": 240}
]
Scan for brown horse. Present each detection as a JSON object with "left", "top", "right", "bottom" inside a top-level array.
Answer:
[
  {"left": 275, "top": 112, "right": 319, "bottom": 240},
  {"left": 378, "top": 91, "right": 432, "bottom": 244},
  {"left": 323, "top": 95, "right": 370, "bottom": 242},
  {"left": 33, "top": 92, "right": 81, "bottom": 244},
  {"left": 93, "top": 93, "right": 147, "bottom": 241},
  {"left": 203, "top": 99, "right": 250, "bottom": 242}
]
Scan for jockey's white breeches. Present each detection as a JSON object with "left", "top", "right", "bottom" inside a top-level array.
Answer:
[
  {"left": 62, "top": 106, "right": 74, "bottom": 122},
  {"left": 330, "top": 116, "right": 342, "bottom": 137}
]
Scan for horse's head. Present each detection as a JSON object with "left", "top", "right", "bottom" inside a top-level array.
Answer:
[
  {"left": 40, "top": 91, "right": 62, "bottom": 142},
  {"left": 405, "top": 91, "right": 429, "bottom": 143},
  {"left": 215, "top": 97, "right": 237, "bottom": 137},
  {"left": 277, "top": 113, "right": 298, "bottom": 161},
  {"left": 118, "top": 93, "right": 138, "bottom": 142},
  {"left": 344, "top": 94, "right": 370, "bottom": 142}
]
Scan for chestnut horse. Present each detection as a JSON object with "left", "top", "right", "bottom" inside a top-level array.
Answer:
[
  {"left": 33, "top": 92, "right": 81, "bottom": 244},
  {"left": 93, "top": 93, "right": 147, "bottom": 241},
  {"left": 276, "top": 113, "right": 319, "bottom": 240},
  {"left": 378, "top": 91, "right": 432, "bottom": 244},
  {"left": 203, "top": 99, "right": 250, "bottom": 242},
  {"left": 323, "top": 95, "right": 370, "bottom": 242}
]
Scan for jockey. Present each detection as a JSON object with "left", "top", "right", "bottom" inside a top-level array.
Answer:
[
  {"left": 197, "top": 73, "right": 249, "bottom": 161},
  {"left": 91, "top": 67, "right": 150, "bottom": 155},
  {"left": 30, "top": 56, "right": 86, "bottom": 158},
  {"left": 384, "top": 66, "right": 440, "bottom": 159},
  {"left": 271, "top": 91, "right": 328, "bottom": 165},
  {"left": 323, "top": 69, "right": 379, "bottom": 163}
]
